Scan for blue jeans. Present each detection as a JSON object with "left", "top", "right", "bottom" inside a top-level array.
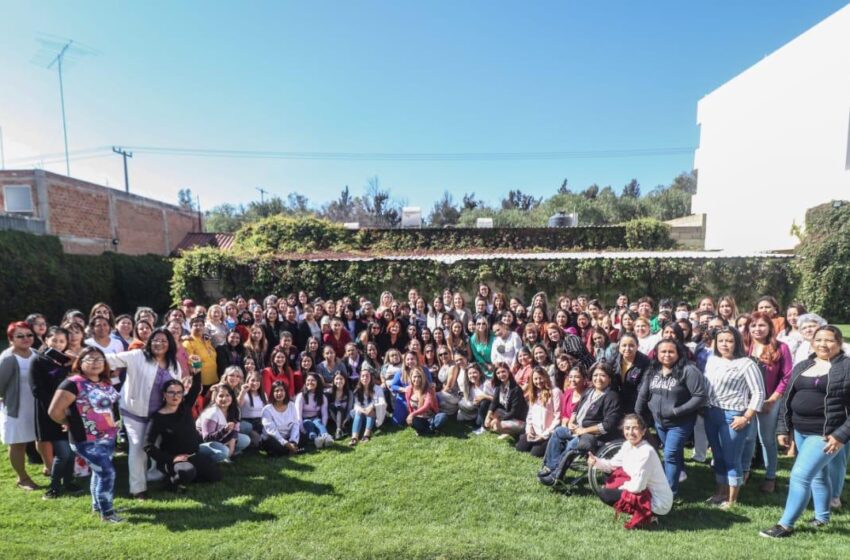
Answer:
[
  {"left": 704, "top": 407, "right": 750, "bottom": 487},
  {"left": 351, "top": 412, "right": 376, "bottom": 438},
  {"left": 655, "top": 419, "right": 695, "bottom": 494},
  {"left": 779, "top": 432, "right": 841, "bottom": 527},
  {"left": 742, "top": 401, "right": 780, "bottom": 479},
  {"left": 303, "top": 418, "right": 329, "bottom": 443},
  {"left": 830, "top": 444, "right": 850, "bottom": 500},
  {"left": 411, "top": 413, "right": 448, "bottom": 436},
  {"left": 49, "top": 439, "right": 75, "bottom": 493},
  {"left": 198, "top": 441, "right": 231, "bottom": 462},
  {"left": 71, "top": 439, "right": 116, "bottom": 517},
  {"left": 392, "top": 393, "right": 408, "bottom": 426},
  {"left": 543, "top": 426, "right": 577, "bottom": 470}
]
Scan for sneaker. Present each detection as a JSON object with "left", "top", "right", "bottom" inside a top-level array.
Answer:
[
  {"left": 101, "top": 514, "right": 125, "bottom": 524},
  {"left": 42, "top": 489, "right": 61, "bottom": 500},
  {"left": 808, "top": 518, "right": 828, "bottom": 529},
  {"left": 705, "top": 495, "right": 725, "bottom": 505},
  {"left": 314, "top": 435, "right": 325, "bottom": 449},
  {"left": 63, "top": 483, "right": 86, "bottom": 496},
  {"left": 760, "top": 479, "right": 776, "bottom": 494},
  {"left": 679, "top": 470, "right": 688, "bottom": 483},
  {"left": 335, "top": 429, "right": 344, "bottom": 440},
  {"left": 759, "top": 524, "right": 793, "bottom": 538},
  {"left": 497, "top": 434, "right": 511, "bottom": 440},
  {"left": 131, "top": 492, "right": 148, "bottom": 501},
  {"left": 323, "top": 433, "right": 335, "bottom": 446},
  {"left": 539, "top": 472, "right": 559, "bottom": 487},
  {"left": 472, "top": 427, "right": 486, "bottom": 436},
  {"left": 348, "top": 438, "right": 358, "bottom": 447},
  {"left": 538, "top": 466, "right": 552, "bottom": 478},
  {"left": 830, "top": 497, "right": 842, "bottom": 510}
]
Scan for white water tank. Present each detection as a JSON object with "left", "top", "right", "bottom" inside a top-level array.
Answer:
[{"left": 401, "top": 207, "right": 422, "bottom": 229}]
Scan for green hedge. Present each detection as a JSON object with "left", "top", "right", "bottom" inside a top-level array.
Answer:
[
  {"left": 231, "top": 215, "right": 676, "bottom": 254},
  {"left": 0, "top": 230, "right": 173, "bottom": 327},
  {"left": 797, "top": 201, "right": 850, "bottom": 322},
  {"left": 171, "top": 248, "right": 798, "bottom": 313}
]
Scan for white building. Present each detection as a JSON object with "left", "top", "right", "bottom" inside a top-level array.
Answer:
[{"left": 692, "top": 4, "right": 850, "bottom": 251}]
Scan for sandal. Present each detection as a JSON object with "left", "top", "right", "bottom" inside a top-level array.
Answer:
[
  {"left": 16, "top": 479, "right": 39, "bottom": 491},
  {"left": 361, "top": 436, "right": 370, "bottom": 443},
  {"left": 348, "top": 438, "right": 358, "bottom": 447}
]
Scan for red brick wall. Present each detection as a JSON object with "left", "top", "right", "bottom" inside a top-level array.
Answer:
[
  {"left": 48, "top": 182, "right": 112, "bottom": 239},
  {"left": 115, "top": 199, "right": 167, "bottom": 255}
]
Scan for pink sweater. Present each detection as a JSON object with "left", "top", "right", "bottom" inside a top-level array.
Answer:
[{"left": 404, "top": 386, "right": 439, "bottom": 418}]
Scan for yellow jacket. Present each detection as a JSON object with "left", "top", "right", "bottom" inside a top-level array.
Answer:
[{"left": 183, "top": 335, "right": 219, "bottom": 386}]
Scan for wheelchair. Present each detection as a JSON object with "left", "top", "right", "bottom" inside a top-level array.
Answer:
[{"left": 551, "top": 438, "right": 625, "bottom": 496}]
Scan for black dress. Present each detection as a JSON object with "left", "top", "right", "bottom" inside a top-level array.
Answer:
[{"left": 29, "top": 353, "right": 71, "bottom": 442}]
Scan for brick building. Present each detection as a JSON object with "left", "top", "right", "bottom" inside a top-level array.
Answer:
[{"left": 0, "top": 169, "right": 200, "bottom": 255}]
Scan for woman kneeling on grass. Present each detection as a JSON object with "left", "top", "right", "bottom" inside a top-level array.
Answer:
[
  {"left": 260, "top": 381, "right": 300, "bottom": 456},
  {"left": 144, "top": 362, "right": 223, "bottom": 491},
  {"left": 485, "top": 362, "right": 528, "bottom": 439},
  {"left": 48, "top": 347, "right": 122, "bottom": 522},
  {"left": 405, "top": 368, "right": 447, "bottom": 436},
  {"left": 588, "top": 414, "right": 673, "bottom": 529},
  {"left": 349, "top": 366, "right": 387, "bottom": 446}
]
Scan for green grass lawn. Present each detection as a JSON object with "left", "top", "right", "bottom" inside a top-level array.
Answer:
[
  {"left": 1, "top": 422, "right": 849, "bottom": 559},
  {"left": 838, "top": 325, "right": 850, "bottom": 338}
]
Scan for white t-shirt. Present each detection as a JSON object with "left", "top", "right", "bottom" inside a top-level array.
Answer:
[{"left": 85, "top": 337, "right": 127, "bottom": 385}]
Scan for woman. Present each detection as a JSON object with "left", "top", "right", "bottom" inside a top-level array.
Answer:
[
  {"left": 215, "top": 329, "right": 245, "bottom": 380},
  {"left": 260, "top": 381, "right": 300, "bottom": 456},
  {"left": 778, "top": 303, "right": 807, "bottom": 358},
  {"left": 469, "top": 317, "right": 494, "bottom": 374},
  {"left": 349, "top": 367, "right": 387, "bottom": 446},
  {"left": 560, "top": 364, "right": 589, "bottom": 426},
  {"left": 717, "top": 296, "right": 738, "bottom": 325},
  {"left": 437, "top": 349, "right": 464, "bottom": 415},
  {"left": 196, "top": 384, "right": 250, "bottom": 459},
  {"left": 404, "top": 368, "right": 447, "bottom": 436},
  {"left": 609, "top": 333, "right": 650, "bottom": 415},
  {"left": 390, "top": 352, "right": 431, "bottom": 425},
  {"left": 742, "top": 311, "right": 793, "bottom": 492},
  {"left": 634, "top": 340, "right": 706, "bottom": 495},
  {"left": 328, "top": 371, "right": 351, "bottom": 439},
  {"left": 485, "top": 362, "right": 528, "bottom": 437},
  {"left": 31, "top": 327, "right": 78, "bottom": 499},
  {"left": 25, "top": 314, "right": 48, "bottom": 352},
  {"left": 63, "top": 321, "right": 86, "bottom": 358},
  {"left": 244, "top": 324, "right": 269, "bottom": 372},
  {"left": 446, "top": 321, "right": 471, "bottom": 361},
  {"left": 426, "top": 297, "right": 447, "bottom": 332},
  {"left": 205, "top": 305, "right": 228, "bottom": 347},
  {"left": 183, "top": 315, "right": 219, "bottom": 392},
  {"left": 422, "top": 343, "right": 439, "bottom": 372},
  {"left": 516, "top": 367, "right": 562, "bottom": 457},
  {"left": 0, "top": 322, "right": 40, "bottom": 490},
  {"left": 128, "top": 320, "right": 153, "bottom": 351},
  {"left": 755, "top": 296, "right": 787, "bottom": 337},
  {"left": 317, "top": 346, "right": 347, "bottom": 390},
  {"left": 263, "top": 348, "right": 299, "bottom": 400},
  {"left": 144, "top": 364, "right": 223, "bottom": 490},
  {"left": 761, "top": 326, "right": 850, "bottom": 538},
  {"left": 104, "top": 328, "right": 184, "bottom": 499},
  {"left": 634, "top": 317, "right": 660, "bottom": 356},
  {"left": 450, "top": 293, "right": 472, "bottom": 332},
  {"left": 458, "top": 363, "right": 494, "bottom": 431},
  {"left": 538, "top": 361, "right": 622, "bottom": 485},
  {"left": 377, "top": 320, "right": 407, "bottom": 358},
  {"left": 294, "top": 373, "right": 334, "bottom": 448},
  {"left": 793, "top": 313, "right": 828, "bottom": 365},
  {"left": 166, "top": 319, "right": 191, "bottom": 379},
  {"left": 261, "top": 307, "right": 282, "bottom": 351},
  {"left": 589, "top": 414, "right": 674, "bottom": 526},
  {"left": 297, "top": 306, "right": 323, "bottom": 352},
  {"left": 703, "top": 327, "right": 765, "bottom": 508}
]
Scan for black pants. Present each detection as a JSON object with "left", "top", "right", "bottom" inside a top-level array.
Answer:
[
  {"left": 598, "top": 487, "right": 624, "bottom": 506},
  {"left": 516, "top": 434, "right": 547, "bottom": 457},
  {"left": 171, "top": 453, "right": 222, "bottom": 486},
  {"left": 260, "top": 436, "right": 294, "bottom": 457},
  {"left": 476, "top": 400, "right": 490, "bottom": 427}
]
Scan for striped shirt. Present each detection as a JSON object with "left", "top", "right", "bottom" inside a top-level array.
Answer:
[{"left": 703, "top": 355, "right": 766, "bottom": 413}]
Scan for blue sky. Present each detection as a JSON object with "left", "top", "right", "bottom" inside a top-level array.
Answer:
[{"left": 1, "top": 1, "right": 847, "bottom": 212}]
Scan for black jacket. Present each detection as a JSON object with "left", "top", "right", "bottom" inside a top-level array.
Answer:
[
  {"left": 489, "top": 384, "right": 528, "bottom": 421},
  {"left": 144, "top": 372, "right": 203, "bottom": 473},
  {"left": 780, "top": 353, "right": 850, "bottom": 442},
  {"left": 635, "top": 363, "right": 706, "bottom": 429},
  {"left": 610, "top": 352, "right": 650, "bottom": 415},
  {"left": 572, "top": 388, "right": 622, "bottom": 442}
]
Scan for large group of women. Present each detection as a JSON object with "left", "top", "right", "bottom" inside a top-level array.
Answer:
[{"left": 0, "top": 286, "right": 848, "bottom": 536}]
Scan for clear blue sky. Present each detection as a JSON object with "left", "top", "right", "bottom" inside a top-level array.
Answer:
[{"left": 1, "top": 1, "right": 847, "bottom": 212}]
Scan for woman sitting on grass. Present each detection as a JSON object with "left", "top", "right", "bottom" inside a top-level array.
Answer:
[
  {"left": 458, "top": 363, "right": 494, "bottom": 433},
  {"left": 516, "top": 367, "right": 562, "bottom": 457},
  {"left": 260, "top": 381, "right": 300, "bottom": 456},
  {"left": 404, "top": 368, "right": 447, "bottom": 436},
  {"left": 328, "top": 371, "right": 352, "bottom": 440},
  {"left": 239, "top": 371, "right": 267, "bottom": 445},
  {"left": 588, "top": 413, "right": 673, "bottom": 528},
  {"left": 484, "top": 362, "right": 528, "bottom": 438},
  {"left": 195, "top": 384, "right": 250, "bottom": 461},
  {"left": 294, "top": 373, "right": 334, "bottom": 449},
  {"left": 349, "top": 366, "right": 387, "bottom": 446}
]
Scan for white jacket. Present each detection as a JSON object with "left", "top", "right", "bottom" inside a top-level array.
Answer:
[
  {"left": 594, "top": 439, "right": 673, "bottom": 515},
  {"left": 106, "top": 349, "right": 182, "bottom": 418},
  {"left": 352, "top": 385, "right": 387, "bottom": 427}
]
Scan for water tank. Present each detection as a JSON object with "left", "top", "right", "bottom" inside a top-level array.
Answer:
[
  {"left": 343, "top": 222, "right": 360, "bottom": 230},
  {"left": 476, "top": 218, "right": 494, "bottom": 228},
  {"left": 547, "top": 211, "right": 578, "bottom": 227},
  {"left": 401, "top": 207, "right": 422, "bottom": 229}
]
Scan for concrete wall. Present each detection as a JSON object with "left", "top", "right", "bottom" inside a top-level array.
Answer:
[
  {"left": 691, "top": 4, "right": 850, "bottom": 251},
  {"left": 0, "top": 170, "right": 199, "bottom": 255},
  {"left": 666, "top": 214, "right": 706, "bottom": 250}
]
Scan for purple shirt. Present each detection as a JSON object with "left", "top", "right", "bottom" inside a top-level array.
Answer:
[
  {"left": 754, "top": 341, "right": 793, "bottom": 396},
  {"left": 148, "top": 367, "right": 174, "bottom": 418}
]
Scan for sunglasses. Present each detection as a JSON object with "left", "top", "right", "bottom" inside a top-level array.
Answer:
[{"left": 14, "top": 333, "right": 34, "bottom": 339}]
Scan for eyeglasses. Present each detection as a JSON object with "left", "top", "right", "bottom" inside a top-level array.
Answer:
[
  {"left": 165, "top": 391, "right": 184, "bottom": 397},
  {"left": 14, "top": 333, "right": 34, "bottom": 339},
  {"left": 82, "top": 357, "right": 105, "bottom": 364},
  {"left": 438, "top": 352, "right": 449, "bottom": 357}
]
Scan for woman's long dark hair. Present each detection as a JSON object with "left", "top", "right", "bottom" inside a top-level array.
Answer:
[
  {"left": 143, "top": 327, "right": 178, "bottom": 371},
  {"left": 491, "top": 362, "right": 517, "bottom": 390},
  {"left": 302, "top": 372, "right": 325, "bottom": 407},
  {"left": 649, "top": 339, "right": 689, "bottom": 379},
  {"left": 711, "top": 326, "right": 746, "bottom": 359}
]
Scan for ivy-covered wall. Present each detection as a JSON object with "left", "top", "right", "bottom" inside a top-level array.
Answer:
[
  {"left": 797, "top": 201, "right": 850, "bottom": 322},
  {"left": 0, "top": 230, "right": 173, "bottom": 327},
  {"left": 172, "top": 247, "right": 798, "bottom": 313}
]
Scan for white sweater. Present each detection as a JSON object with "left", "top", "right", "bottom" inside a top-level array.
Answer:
[
  {"left": 594, "top": 440, "right": 673, "bottom": 515},
  {"left": 261, "top": 404, "right": 300, "bottom": 446},
  {"left": 106, "top": 349, "right": 182, "bottom": 418}
]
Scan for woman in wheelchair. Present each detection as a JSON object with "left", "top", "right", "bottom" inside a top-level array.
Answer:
[
  {"left": 588, "top": 414, "right": 673, "bottom": 524},
  {"left": 537, "top": 362, "right": 622, "bottom": 486}
]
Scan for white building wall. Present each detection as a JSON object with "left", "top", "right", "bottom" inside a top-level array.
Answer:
[{"left": 692, "top": 4, "right": 850, "bottom": 251}]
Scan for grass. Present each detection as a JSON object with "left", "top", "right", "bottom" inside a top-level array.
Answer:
[
  {"left": 1, "top": 422, "right": 849, "bottom": 560},
  {"left": 838, "top": 325, "right": 850, "bottom": 338}
]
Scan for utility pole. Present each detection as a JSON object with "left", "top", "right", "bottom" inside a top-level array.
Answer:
[
  {"left": 0, "top": 126, "right": 5, "bottom": 170},
  {"left": 196, "top": 194, "right": 202, "bottom": 231},
  {"left": 112, "top": 147, "right": 133, "bottom": 193},
  {"left": 48, "top": 41, "right": 73, "bottom": 176},
  {"left": 256, "top": 187, "right": 268, "bottom": 204}
]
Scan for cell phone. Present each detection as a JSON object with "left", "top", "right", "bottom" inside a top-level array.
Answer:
[{"left": 45, "top": 347, "right": 72, "bottom": 366}]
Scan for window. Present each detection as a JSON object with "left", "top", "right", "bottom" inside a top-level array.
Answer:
[{"left": 3, "top": 185, "right": 34, "bottom": 213}]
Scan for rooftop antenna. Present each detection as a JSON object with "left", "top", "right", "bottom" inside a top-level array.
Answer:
[
  {"left": 256, "top": 187, "right": 269, "bottom": 204},
  {"left": 32, "top": 34, "right": 99, "bottom": 176}
]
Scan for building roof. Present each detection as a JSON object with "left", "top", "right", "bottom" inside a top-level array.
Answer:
[{"left": 172, "top": 232, "right": 235, "bottom": 255}]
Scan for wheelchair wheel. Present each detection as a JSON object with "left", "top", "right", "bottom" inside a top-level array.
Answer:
[{"left": 587, "top": 440, "right": 624, "bottom": 496}]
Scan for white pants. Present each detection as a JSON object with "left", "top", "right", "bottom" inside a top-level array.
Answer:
[{"left": 123, "top": 415, "right": 150, "bottom": 494}]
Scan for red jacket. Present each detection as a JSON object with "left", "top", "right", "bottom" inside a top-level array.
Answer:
[{"left": 323, "top": 330, "right": 352, "bottom": 359}]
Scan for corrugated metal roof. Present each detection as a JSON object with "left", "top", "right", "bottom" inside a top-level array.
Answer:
[
  {"left": 276, "top": 250, "right": 793, "bottom": 264},
  {"left": 173, "top": 232, "right": 235, "bottom": 254}
]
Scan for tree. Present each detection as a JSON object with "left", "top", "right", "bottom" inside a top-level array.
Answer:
[
  {"left": 321, "top": 186, "right": 357, "bottom": 223},
  {"left": 671, "top": 170, "right": 698, "bottom": 194},
  {"left": 247, "top": 196, "right": 288, "bottom": 219},
  {"left": 363, "top": 176, "right": 401, "bottom": 227},
  {"left": 501, "top": 189, "right": 541, "bottom": 211},
  {"left": 558, "top": 178, "right": 570, "bottom": 195},
  {"left": 622, "top": 179, "right": 641, "bottom": 198},
  {"left": 582, "top": 184, "right": 600, "bottom": 200},
  {"left": 204, "top": 203, "right": 244, "bottom": 232},
  {"left": 286, "top": 193, "right": 312, "bottom": 215},
  {"left": 428, "top": 191, "right": 462, "bottom": 227},
  {"left": 177, "top": 188, "right": 196, "bottom": 211},
  {"left": 462, "top": 193, "right": 480, "bottom": 211}
]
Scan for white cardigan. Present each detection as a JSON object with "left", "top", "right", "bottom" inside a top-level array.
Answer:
[
  {"left": 106, "top": 349, "right": 182, "bottom": 419},
  {"left": 594, "top": 440, "right": 673, "bottom": 515}
]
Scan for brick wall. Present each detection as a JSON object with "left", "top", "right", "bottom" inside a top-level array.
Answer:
[{"left": 0, "top": 170, "right": 200, "bottom": 255}]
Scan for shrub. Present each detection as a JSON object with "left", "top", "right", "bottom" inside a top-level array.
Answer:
[{"left": 796, "top": 201, "right": 850, "bottom": 322}]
